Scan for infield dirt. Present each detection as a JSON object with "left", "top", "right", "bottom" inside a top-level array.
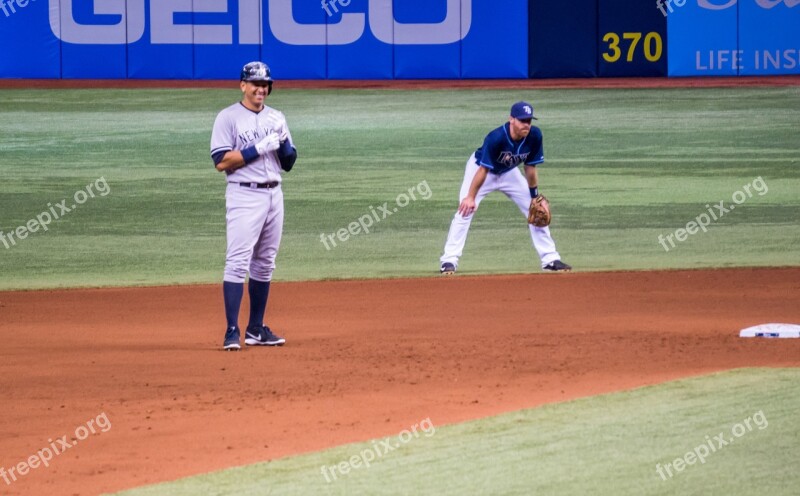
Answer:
[{"left": 0, "top": 267, "right": 798, "bottom": 495}]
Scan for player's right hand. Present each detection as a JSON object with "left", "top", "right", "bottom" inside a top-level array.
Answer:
[
  {"left": 458, "top": 197, "right": 477, "bottom": 217},
  {"left": 255, "top": 133, "right": 281, "bottom": 155}
]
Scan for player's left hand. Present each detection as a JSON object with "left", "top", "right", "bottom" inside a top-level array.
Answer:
[
  {"left": 458, "top": 197, "right": 477, "bottom": 217},
  {"left": 528, "top": 195, "right": 551, "bottom": 227},
  {"left": 255, "top": 133, "right": 281, "bottom": 155}
]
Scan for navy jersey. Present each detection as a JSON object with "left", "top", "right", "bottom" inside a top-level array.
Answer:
[{"left": 474, "top": 123, "right": 544, "bottom": 175}]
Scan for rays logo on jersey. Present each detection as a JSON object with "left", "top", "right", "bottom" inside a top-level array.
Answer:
[{"left": 497, "top": 151, "right": 530, "bottom": 167}]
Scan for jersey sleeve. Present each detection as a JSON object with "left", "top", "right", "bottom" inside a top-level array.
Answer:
[
  {"left": 525, "top": 128, "right": 544, "bottom": 165},
  {"left": 476, "top": 134, "right": 500, "bottom": 170},
  {"left": 210, "top": 110, "right": 235, "bottom": 159}
]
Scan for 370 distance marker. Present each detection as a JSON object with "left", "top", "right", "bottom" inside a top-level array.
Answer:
[{"left": 602, "top": 32, "right": 663, "bottom": 63}]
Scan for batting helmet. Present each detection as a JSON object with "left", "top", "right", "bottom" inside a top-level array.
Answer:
[{"left": 240, "top": 61, "right": 273, "bottom": 94}]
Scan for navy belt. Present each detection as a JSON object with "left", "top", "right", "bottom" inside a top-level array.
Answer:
[{"left": 238, "top": 181, "right": 280, "bottom": 189}]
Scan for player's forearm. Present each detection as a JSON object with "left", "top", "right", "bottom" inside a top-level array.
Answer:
[
  {"left": 525, "top": 165, "right": 539, "bottom": 188},
  {"left": 525, "top": 165, "right": 540, "bottom": 197},
  {"left": 467, "top": 167, "right": 489, "bottom": 199},
  {"left": 215, "top": 151, "right": 246, "bottom": 173},
  {"left": 215, "top": 134, "right": 281, "bottom": 173}
]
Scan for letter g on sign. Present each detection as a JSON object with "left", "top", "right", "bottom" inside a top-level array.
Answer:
[{"left": 49, "top": 0, "right": 146, "bottom": 44}]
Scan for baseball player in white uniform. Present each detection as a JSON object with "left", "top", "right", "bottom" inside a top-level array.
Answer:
[
  {"left": 440, "top": 101, "right": 571, "bottom": 275},
  {"left": 210, "top": 61, "right": 297, "bottom": 351}
]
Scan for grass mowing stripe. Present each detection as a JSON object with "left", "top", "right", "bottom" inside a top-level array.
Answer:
[
  {"left": 110, "top": 368, "right": 800, "bottom": 496},
  {"left": 1, "top": 88, "right": 798, "bottom": 290}
]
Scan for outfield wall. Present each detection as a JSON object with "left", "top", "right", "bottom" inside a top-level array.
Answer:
[{"left": 0, "top": 0, "right": 797, "bottom": 79}]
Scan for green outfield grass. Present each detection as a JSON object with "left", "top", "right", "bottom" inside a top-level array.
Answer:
[
  {"left": 1, "top": 87, "right": 798, "bottom": 290},
  {"left": 109, "top": 368, "right": 800, "bottom": 496}
]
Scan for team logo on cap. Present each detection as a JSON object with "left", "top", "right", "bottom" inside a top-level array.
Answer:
[{"left": 523, "top": 105, "right": 532, "bottom": 115}]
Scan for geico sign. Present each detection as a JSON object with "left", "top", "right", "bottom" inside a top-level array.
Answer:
[
  {"left": 699, "top": 0, "right": 800, "bottom": 8},
  {"left": 48, "top": 0, "right": 472, "bottom": 45}
]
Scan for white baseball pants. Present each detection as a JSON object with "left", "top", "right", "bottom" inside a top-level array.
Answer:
[
  {"left": 440, "top": 154, "right": 561, "bottom": 269},
  {"left": 224, "top": 184, "right": 284, "bottom": 283}
]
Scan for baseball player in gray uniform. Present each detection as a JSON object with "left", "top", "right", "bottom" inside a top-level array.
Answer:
[{"left": 210, "top": 61, "right": 297, "bottom": 351}]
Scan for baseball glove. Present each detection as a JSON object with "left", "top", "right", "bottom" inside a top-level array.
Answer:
[{"left": 528, "top": 195, "right": 551, "bottom": 227}]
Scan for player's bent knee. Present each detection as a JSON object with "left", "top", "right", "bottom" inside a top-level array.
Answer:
[
  {"left": 249, "top": 266, "right": 275, "bottom": 282},
  {"left": 456, "top": 212, "right": 474, "bottom": 222},
  {"left": 224, "top": 265, "right": 248, "bottom": 283},
  {"left": 223, "top": 273, "right": 247, "bottom": 283}
]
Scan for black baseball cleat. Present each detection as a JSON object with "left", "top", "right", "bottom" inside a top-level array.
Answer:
[
  {"left": 543, "top": 260, "right": 572, "bottom": 272},
  {"left": 245, "top": 325, "right": 286, "bottom": 346},
  {"left": 440, "top": 262, "right": 456, "bottom": 275},
  {"left": 223, "top": 326, "right": 241, "bottom": 351}
]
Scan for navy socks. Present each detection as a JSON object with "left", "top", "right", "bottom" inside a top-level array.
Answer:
[
  {"left": 223, "top": 281, "right": 244, "bottom": 329},
  {"left": 248, "top": 279, "right": 271, "bottom": 328}
]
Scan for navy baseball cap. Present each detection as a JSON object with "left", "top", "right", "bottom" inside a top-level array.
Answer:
[{"left": 510, "top": 101, "right": 538, "bottom": 120}]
